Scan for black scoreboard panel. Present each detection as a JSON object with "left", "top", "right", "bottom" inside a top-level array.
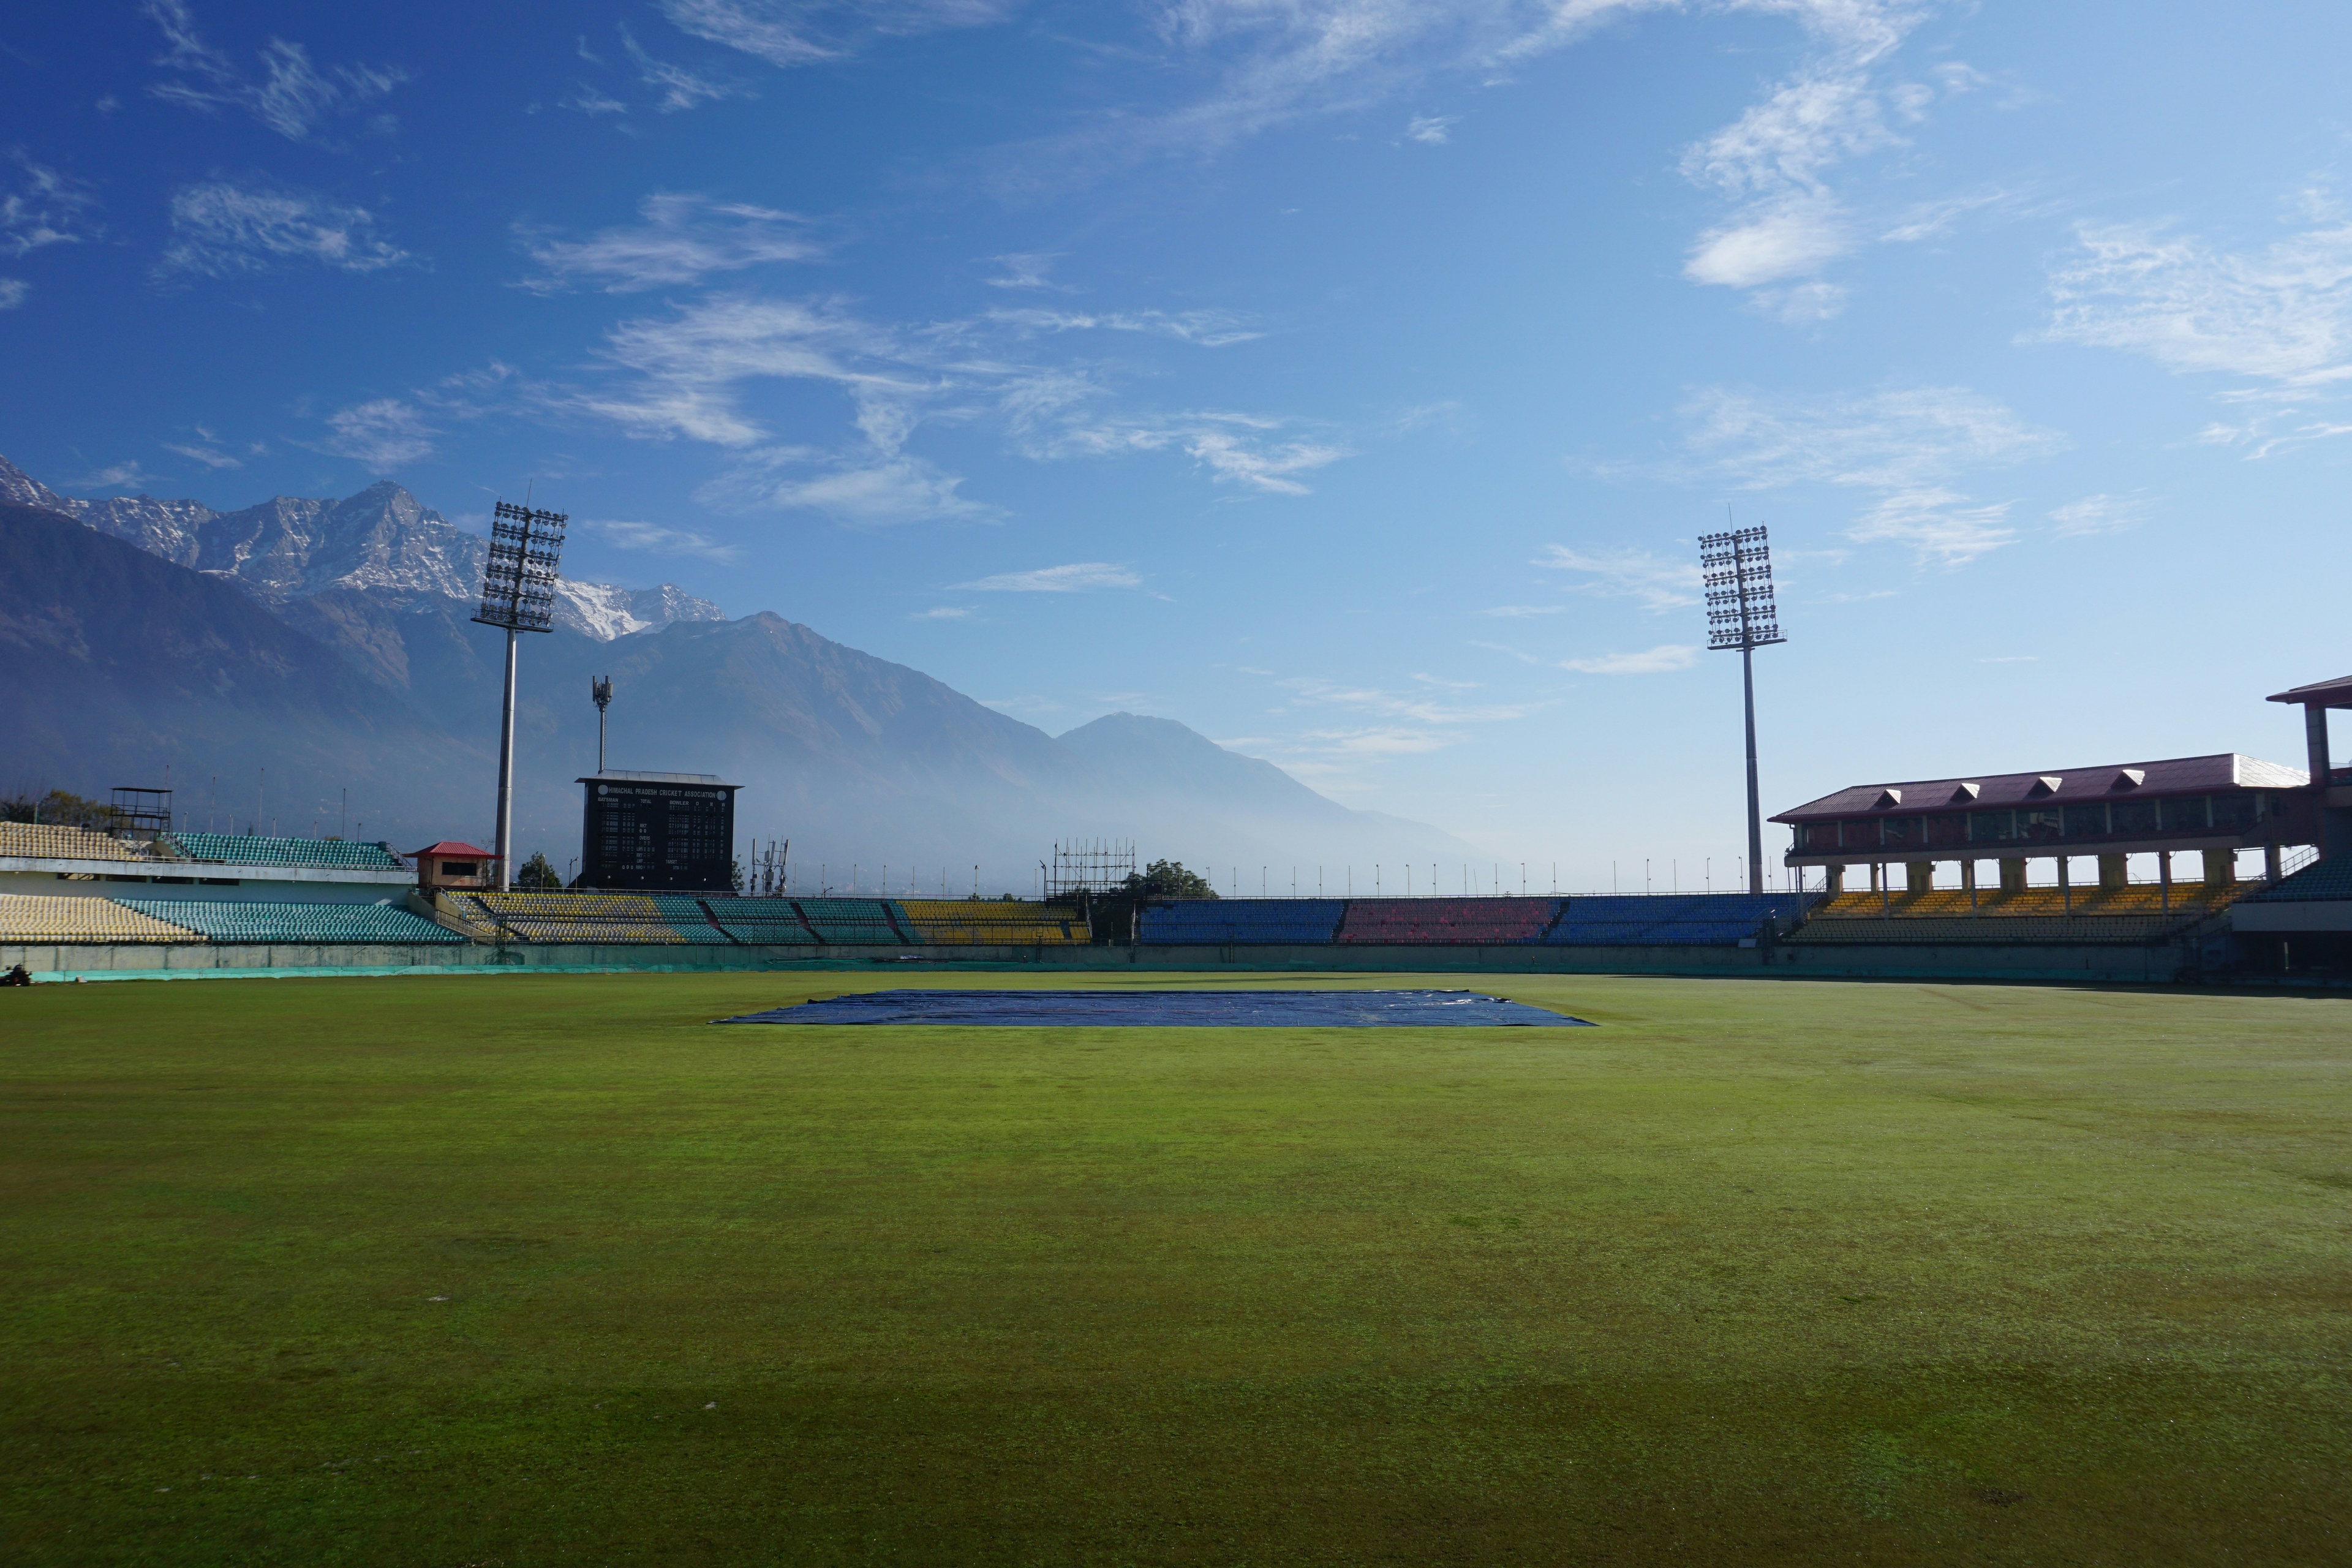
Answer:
[{"left": 579, "top": 777, "right": 737, "bottom": 891}]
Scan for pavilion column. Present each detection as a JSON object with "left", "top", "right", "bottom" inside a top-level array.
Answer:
[
  {"left": 2159, "top": 850, "right": 2172, "bottom": 913},
  {"left": 1962, "top": 859, "right": 1978, "bottom": 914},
  {"left": 1825, "top": 864, "right": 1845, "bottom": 894},
  {"left": 2097, "top": 853, "right": 2127, "bottom": 891},
  {"left": 2201, "top": 848, "right": 2236, "bottom": 887},
  {"left": 2264, "top": 841, "right": 2282, "bottom": 882},
  {"left": 2059, "top": 854, "right": 2072, "bottom": 915},
  {"left": 1905, "top": 861, "right": 1933, "bottom": 894},
  {"left": 1999, "top": 857, "right": 2026, "bottom": 895}
]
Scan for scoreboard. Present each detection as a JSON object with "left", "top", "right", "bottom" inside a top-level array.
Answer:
[{"left": 578, "top": 771, "right": 740, "bottom": 891}]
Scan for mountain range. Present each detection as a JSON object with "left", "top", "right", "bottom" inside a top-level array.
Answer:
[{"left": 0, "top": 456, "right": 1476, "bottom": 888}]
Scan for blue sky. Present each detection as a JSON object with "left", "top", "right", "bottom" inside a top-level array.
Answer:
[{"left": 4, "top": 1, "right": 2348, "bottom": 885}]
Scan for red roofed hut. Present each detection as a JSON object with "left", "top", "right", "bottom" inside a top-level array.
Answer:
[{"left": 409, "top": 841, "right": 499, "bottom": 892}]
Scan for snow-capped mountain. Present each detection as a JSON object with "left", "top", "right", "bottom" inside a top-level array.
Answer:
[{"left": 0, "top": 454, "right": 723, "bottom": 641}]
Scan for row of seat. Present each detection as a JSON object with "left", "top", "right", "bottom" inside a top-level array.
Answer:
[
  {"left": 164, "top": 832, "right": 407, "bottom": 870},
  {"left": 0, "top": 823, "right": 154, "bottom": 863},
  {"left": 1136, "top": 895, "right": 1817, "bottom": 946},
  {"left": 443, "top": 894, "right": 1091, "bottom": 945},
  {"left": 1808, "top": 885, "right": 2243, "bottom": 919},
  {"left": 0, "top": 894, "right": 459, "bottom": 944}
]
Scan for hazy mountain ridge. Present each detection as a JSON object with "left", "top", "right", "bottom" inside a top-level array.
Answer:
[
  {"left": 0, "top": 462, "right": 1479, "bottom": 882},
  {"left": 0, "top": 454, "right": 723, "bottom": 643}
]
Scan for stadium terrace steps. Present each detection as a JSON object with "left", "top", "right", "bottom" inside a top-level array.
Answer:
[
  {"left": 454, "top": 892, "right": 706, "bottom": 944},
  {"left": 2239, "top": 857, "right": 2352, "bottom": 903},
  {"left": 0, "top": 894, "right": 200, "bottom": 943},
  {"left": 1544, "top": 894, "right": 1812, "bottom": 948},
  {"left": 1140, "top": 899, "right": 1348, "bottom": 946},
  {"left": 1337, "top": 898, "right": 1556, "bottom": 944},
  {"left": 1787, "top": 914, "right": 2191, "bottom": 946},
  {"left": 793, "top": 897, "right": 907, "bottom": 945},
  {"left": 894, "top": 900, "right": 1090, "bottom": 944},
  {"left": 699, "top": 896, "right": 818, "bottom": 944},
  {"left": 0, "top": 823, "right": 155, "bottom": 863},
  {"left": 1785, "top": 884, "right": 2239, "bottom": 945},
  {"left": 110, "top": 899, "right": 459, "bottom": 944},
  {"left": 163, "top": 832, "right": 406, "bottom": 870}
]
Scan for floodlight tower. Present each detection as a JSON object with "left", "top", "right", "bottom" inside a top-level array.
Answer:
[
  {"left": 591, "top": 676, "right": 614, "bottom": 772},
  {"left": 1698, "top": 524, "right": 1786, "bottom": 895},
  {"left": 472, "top": 499, "right": 568, "bottom": 892}
]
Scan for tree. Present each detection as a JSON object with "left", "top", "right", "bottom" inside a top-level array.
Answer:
[
  {"left": 515, "top": 851, "right": 562, "bottom": 890},
  {"left": 0, "top": 789, "right": 125, "bottom": 830},
  {"left": 1128, "top": 859, "right": 1215, "bottom": 900}
]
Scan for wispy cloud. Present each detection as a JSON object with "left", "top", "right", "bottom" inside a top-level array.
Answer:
[
  {"left": 914, "top": 605, "right": 974, "bottom": 619},
  {"left": 1479, "top": 603, "right": 1566, "bottom": 617},
  {"left": 1560, "top": 644, "right": 1698, "bottom": 675},
  {"left": 701, "top": 448, "right": 994, "bottom": 524},
  {"left": 518, "top": 193, "right": 820, "bottom": 293},
  {"left": 72, "top": 461, "right": 165, "bottom": 491},
  {"left": 620, "top": 24, "right": 745, "bottom": 111},
  {"left": 1405, "top": 113, "right": 1457, "bottom": 145},
  {"left": 1845, "top": 488, "right": 2015, "bottom": 565},
  {"left": 2048, "top": 491, "right": 2154, "bottom": 538},
  {"left": 984, "top": 252, "right": 1068, "bottom": 290},
  {"left": 164, "top": 431, "right": 243, "bottom": 469},
  {"left": 1, "top": 151, "right": 100, "bottom": 256},
  {"left": 141, "top": 0, "right": 406, "bottom": 143},
  {"left": 1029, "top": 408, "right": 1349, "bottom": 494},
  {"left": 1280, "top": 675, "right": 1537, "bottom": 727},
  {"left": 956, "top": 562, "right": 1140, "bottom": 592},
  {"left": 322, "top": 399, "right": 436, "bottom": 469},
  {"left": 586, "top": 518, "right": 741, "bottom": 562},
  {"left": 986, "top": 306, "right": 1263, "bottom": 346},
  {"left": 1532, "top": 545, "right": 1702, "bottom": 611},
  {"left": 658, "top": 0, "right": 1019, "bottom": 67},
  {"left": 159, "top": 180, "right": 412, "bottom": 277},
  {"left": 0, "top": 279, "right": 25, "bottom": 311}
]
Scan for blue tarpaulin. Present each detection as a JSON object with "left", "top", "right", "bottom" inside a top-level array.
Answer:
[{"left": 717, "top": 989, "right": 1593, "bottom": 1027}]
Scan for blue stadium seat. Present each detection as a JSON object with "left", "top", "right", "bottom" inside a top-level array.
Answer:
[
  {"left": 115, "top": 899, "right": 461, "bottom": 944},
  {"left": 165, "top": 833, "right": 406, "bottom": 871},
  {"left": 1138, "top": 899, "right": 1346, "bottom": 944}
]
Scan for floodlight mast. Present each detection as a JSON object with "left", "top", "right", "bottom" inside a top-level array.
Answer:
[
  {"left": 1698, "top": 524, "right": 1787, "bottom": 895},
  {"left": 472, "top": 499, "right": 568, "bottom": 892},
  {"left": 591, "top": 676, "right": 614, "bottom": 773}
]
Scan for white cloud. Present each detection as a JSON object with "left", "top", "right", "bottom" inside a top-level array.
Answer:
[
  {"left": 1685, "top": 192, "right": 1852, "bottom": 290},
  {"left": 1680, "top": 385, "right": 2066, "bottom": 491},
  {"left": 2048, "top": 492, "right": 2153, "bottom": 538},
  {"left": 1280, "top": 675, "right": 1537, "bottom": 726},
  {"left": 914, "top": 605, "right": 974, "bottom": 619},
  {"left": 703, "top": 449, "right": 993, "bottom": 524},
  {"left": 563, "top": 85, "right": 630, "bottom": 116},
  {"left": 0, "top": 279, "right": 24, "bottom": 311},
  {"left": 1037, "top": 410, "right": 1349, "bottom": 494},
  {"left": 519, "top": 194, "right": 820, "bottom": 293},
  {"left": 164, "top": 438, "right": 242, "bottom": 469},
  {"left": 1560, "top": 643, "right": 1699, "bottom": 674},
  {"left": 620, "top": 24, "right": 744, "bottom": 111},
  {"left": 659, "top": 0, "right": 1017, "bottom": 66},
  {"left": 323, "top": 398, "right": 435, "bottom": 469},
  {"left": 1846, "top": 488, "right": 2015, "bottom": 565},
  {"left": 160, "top": 181, "right": 411, "bottom": 276},
  {"left": 1479, "top": 603, "right": 1565, "bottom": 617},
  {"left": 1405, "top": 113, "right": 1457, "bottom": 145},
  {"left": 984, "top": 252, "right": 1067, "bottom": 290},
  {"left": 586, "top": 518, "right": 741, "bottom": 562},
  {"left": 956, "top": 562, "right": 1140, "bottom": 592},
  {"left": 1, "top": 152, "right": 100, "bottom": 256},
  {"left": 142, "top": 0, "right": 406, "bottom": 142},
  {"left": 73, "top": 462, "right": 164, "bottom": 491},
  {"left": 986, "top": 306, "right": 1263, "bottom": 346},
  {"left": 2040, "top": 218, "right": 2352, "bottom": 388},
  {"left": 1533, "top": 545, "right": 1703, "bottom": 611}
]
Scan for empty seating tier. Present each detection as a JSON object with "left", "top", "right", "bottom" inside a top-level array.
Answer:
[
  {"left": 0, "top": 894, "right": 199, "bottom": 943},
  {"left": 792, "top": 899, "right": 906, "bottom": 945},
  {"left": 1785, "top": 884, "right": 2236, "bottom": 945},
  {"left": 1337, "top": 898, "right": 1559, "bottom": 944},
  {"left": 164, "top": 833, "right": 406, "bottom": 870},
  {"left": 1139, "top": 899, "right": 1348, "bottom": 945},
  {"left": 1542, "top": 894, "right": 1810, "bottom": 947},
  {"left": 112, "top": 900, "right": 461, "bottom": 944},
  {"left": 454, "top": 892, "right": 702, "bottom": 944},
  {"left": 696, "top": 896, "right": 818, "bottom": 944},
  {"left": 894, "top": 900, "right": 1090, "bottom": 944},
  {"left": 0, "top": 823, "right": 153, "bottom": 863},
  {"left": 2240, "top": 858, "right": 2352, "bottom": 903}
]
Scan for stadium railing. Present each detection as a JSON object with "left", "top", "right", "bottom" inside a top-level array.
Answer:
[
  {"left": 0, "top": 894, "right": 201, "bottom": 943},
  {"left": 163, "top": 832, "right": 407, "bottom": 871},
  {"left": 111, "top": 899, "right": 461, "bottom": 944}
]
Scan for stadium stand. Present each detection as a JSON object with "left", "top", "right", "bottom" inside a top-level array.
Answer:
[
  {"left": 646, "top": 894, "right": 745, "bottom": 944},
  {"left": 1337, "top": 897, "right": 1559, "bottom": 944},
  {"left": 894, "top": 900, "right": 1090, "bottom": 944},
  {"left": 793, "top": 898, "right": 906, "bottom": 944},
  {"left": 0, "top": 823, "right": 154, "bottom": 863},
  {"left": 165, "top": 833, "right": 406, "bottom": 870},
  {"left": 1139, "top": 899, "right": 1348, "bottom": 945},
  {"left": 113, "top": 899, "right": 459, "bottom": 944},
  {"left": 1542, "top": 893, "right": 1811, "bottom": 947},
  {"left": 0, "top": 894, "right": 199, "bottom": 943},
  {"left": 698, "top": 897, "right": 818, "bottom": 944},
  {"left": 2236, "top": 856, "right": 2352, "bottom": 904},
  {"left": 1782, "top": 883, "right": 2242, "bottom": 946},
  {"left": 452, "top": 891, "right": 702, "bottom": 944}
]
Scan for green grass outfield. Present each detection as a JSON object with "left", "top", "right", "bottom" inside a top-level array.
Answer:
[{"left": 2, "top": 971, "right": 2346, "bottom": 1566}]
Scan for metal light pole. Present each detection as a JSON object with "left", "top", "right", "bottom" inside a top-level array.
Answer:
[
  {"left": 472, "top": 499, "right": 568, "bottom": 891},
  {"left": 592, "top": 676, "right": 614, "bottom": 773},
  {"left": 1698, "top": 524, "right": 1787, "bottom": 895}
]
